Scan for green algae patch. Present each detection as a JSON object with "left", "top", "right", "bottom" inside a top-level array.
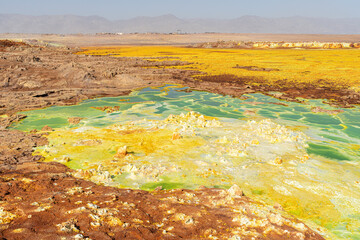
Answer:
[
  {"left": 140, "top": 181, "right": 193, "bottom": 191},
  {"left": 307, "top": 142, "right": 351, "bottom": 161}
]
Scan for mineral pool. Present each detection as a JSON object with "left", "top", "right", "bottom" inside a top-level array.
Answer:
[{"left": 11, "top": 85, "right": 360, "bottom": 239}]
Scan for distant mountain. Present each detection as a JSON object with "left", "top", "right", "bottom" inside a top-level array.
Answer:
[{"left": 1, "top": 14, "right": 360, "bottom": 34}]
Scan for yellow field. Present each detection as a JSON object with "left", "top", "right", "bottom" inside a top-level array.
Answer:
[{"left": 79, "top": 46, "right": 360, "bottom": 91}]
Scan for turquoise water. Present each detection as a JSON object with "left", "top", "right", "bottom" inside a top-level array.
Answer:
[
  {"left": 12, "top": 85, "right": 360, "bottom": 163},
  {"left": 11, "top": 85, "right": 360, "bottom": 239}
]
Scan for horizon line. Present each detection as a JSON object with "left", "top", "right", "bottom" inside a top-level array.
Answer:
[{"left": 1, "top": 13, "right": 360, "bottom": 21}]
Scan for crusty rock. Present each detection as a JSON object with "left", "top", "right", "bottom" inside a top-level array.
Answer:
[
  {"left": 114, "top": 146, "right": 128, "bottom": 158},
  {"left": 0, "top": 129, "right": 48, "bottom": 172},
  {"left": 0, "top": 114, "right": 26, "bottom": 130},
  {"left": 311, "top": 107, "right": 344, "bottom": 115},
  {"left": 227, "top": 184, "right": 244, "bottom": 197},
  {"left": 41, "top": 125, "right": 53, "bottom": 131},
  {"left": 68, "top": 117, "right": 83, "bottom": 125}
]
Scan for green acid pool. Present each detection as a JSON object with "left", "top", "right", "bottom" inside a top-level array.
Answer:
[{"left": 11, "top": 85, "right": 360, "bottom": 239}]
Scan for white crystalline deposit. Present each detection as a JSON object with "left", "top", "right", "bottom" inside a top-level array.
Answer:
[
  {"left": 136, "top": 113, "right": 309, "bottom": 165},
  {"left": 214, "top": 119, "right": 309, "bottom": 164},
  {"left": 155, "top": 111, "right": 222, "bottom": 137},
  {"left": 166, "top": 111, "right": 220, "bottom": 127},
  {"left": 63, "top": 113, "right": 310, "bottom": 189}
]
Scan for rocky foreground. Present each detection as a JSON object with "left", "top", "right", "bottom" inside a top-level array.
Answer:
[
  {"left": 0, "top": 161, "right": 324, "bottom": 240},
  {"left": 0, "top": 40, "right": 334, "bottom": 239},
  {"left": 0, "top": 130, "right": 325, "bottom": 239}
]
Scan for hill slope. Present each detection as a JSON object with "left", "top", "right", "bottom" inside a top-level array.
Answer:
[{"left": 1, "top": 14, "right": 360, "bottom": 34}]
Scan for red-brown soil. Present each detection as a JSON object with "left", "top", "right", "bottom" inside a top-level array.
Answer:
[
  {"left": 0, "top": 161, "right": 324, "bottom": 240},
  {"left": 192, "top": 74, "right": 360, "bottom": 108}
]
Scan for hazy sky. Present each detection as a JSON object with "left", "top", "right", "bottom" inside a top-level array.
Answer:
[{"left": 1, "top": 0, "right": 359, "bottom": 19}]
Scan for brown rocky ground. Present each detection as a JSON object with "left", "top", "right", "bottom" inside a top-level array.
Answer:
[
  {"left": 0, "top": 130, "right": 48, "bottom": 173},
  {"left": 0, "top": 39, "right": 336, "bottom": 239},
  {"left": 0, "top": 161, "right": 324, "bottom": 240},
  {"left": 0, "top": 41, "right": 196, "bottom": 116},
  {"left": 191, "top": 74, "right": 360, "bottom": 108}
]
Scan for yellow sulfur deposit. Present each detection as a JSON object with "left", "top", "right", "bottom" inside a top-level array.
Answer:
[
  {"left": 0, "top": 207, "right": 17, "bottom": 224},
  {"left": 79, "top": 46, "right": 360, "bottom": 90},
  {"left": 32, "top": 107, "right": 360, "bottom": 238}
]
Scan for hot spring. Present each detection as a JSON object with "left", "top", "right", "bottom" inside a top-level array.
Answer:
[{"left": 11, "top": 85, "right": 360, "bottom": 239}]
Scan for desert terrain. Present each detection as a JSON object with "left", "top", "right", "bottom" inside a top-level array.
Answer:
[{"left": 1, "top": 34, "right": 360, "bottom": 239}]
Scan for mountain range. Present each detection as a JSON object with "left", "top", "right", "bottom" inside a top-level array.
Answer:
[{"left": 1, "top": 14, "right": 360, "bottom": 34}]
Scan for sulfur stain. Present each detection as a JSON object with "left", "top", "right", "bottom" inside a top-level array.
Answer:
[{"left": 79, "top": 46, "right": 360, "bottom": 90}]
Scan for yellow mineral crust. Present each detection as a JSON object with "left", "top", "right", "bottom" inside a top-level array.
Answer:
[
  {"left": 0, "top": 207, "right": 17, "bottom": 224},
  {"left": 34, "top": 112, "right": 360, "bottom": 233},
  {"left": 79, "top": 46, "right": 360, "bottom": 90}
]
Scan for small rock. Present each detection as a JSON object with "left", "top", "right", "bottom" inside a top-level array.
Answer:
[
  {"left": 32, "top": 56, "right": 41, "bottom": 62},
  {"left": 74, "top": 234, "right": 84, "bottom": 239},
  {"left": 90, "top": 221, "right": 101, "bottom": 227},
  {"left": 185, "top": 217, "right": 194, "bottom": 225},
  {"left": 30, "top": 129, "right": 38, "bottom": 134},
  {"left": 114, "top": 146, "right": 127, "bottom": 158},
  {"left": 311, "top": 107, "right": 344, "bottom": 115},
  {"left": 172, "top": 132, "right": 181, "bottom": 140},
  {"left": 274, "top": 203, "right": 284, "bottom": 211},
  {"left": 59, "top": 156, "right": 71, "bottom": 163},
  {"left": 87, "top": 203, "right": 99, "bottom": 209},
  {"left": 227, "top": 184, "right": 244, "bottom": 197},
  {"left": 274, "top": 157, "right": 283, "bottom": 164},
  {"left": 57, "top": 219, "right": 79, "bottom": 233},
  {"left": 68, "top": 117, "right": 83, "bottom": 125},
  {"left": 268, "top": 213, "right": 284, "bottom": 226},
  {"left": 41, "top": 125, "right": 53, "bottom": 131}
]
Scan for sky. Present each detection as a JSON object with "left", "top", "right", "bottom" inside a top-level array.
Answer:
[{"left": 1, "top": 0, "right": 359, "bottom": 20}]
